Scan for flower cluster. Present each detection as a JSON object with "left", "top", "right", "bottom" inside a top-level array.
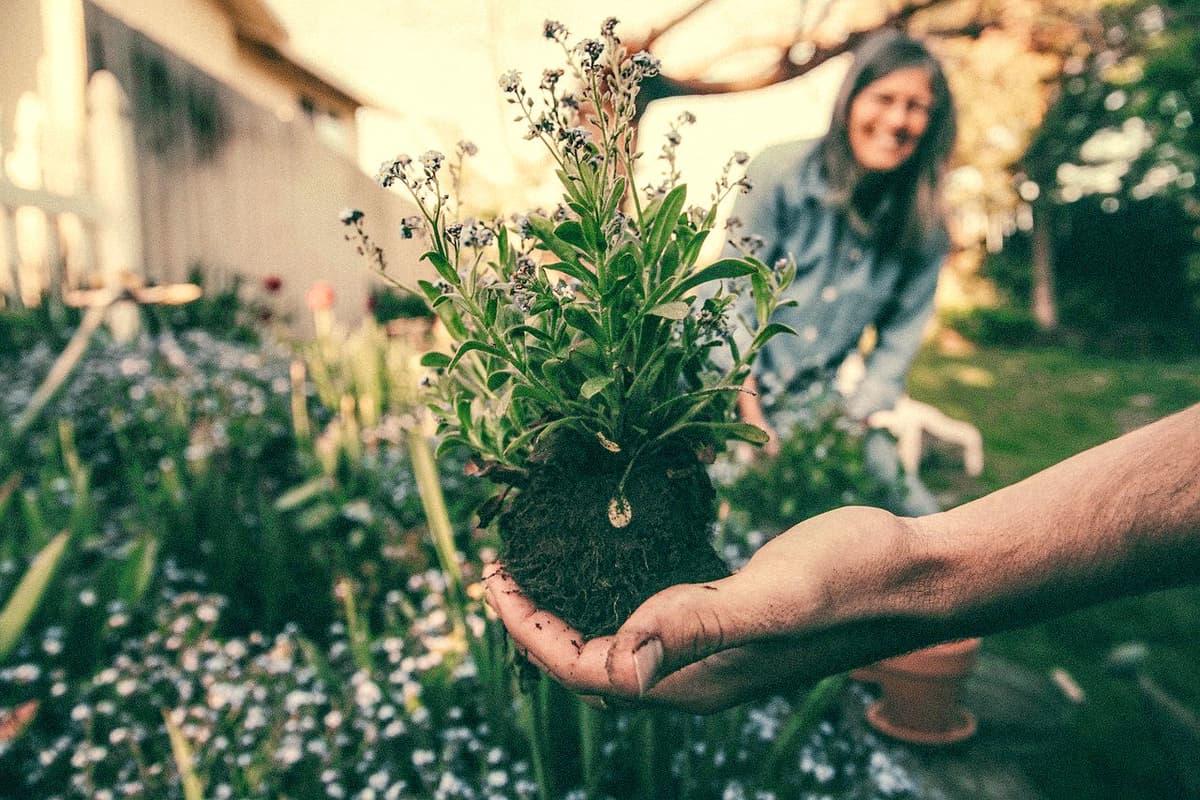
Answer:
[
  {"left": 0, "top": 529, "right": 918, "bottom": 799},
  {"left": 0, "top": 331, "right": 297, "bottom": 503},
  {"left": 0, "top": 587, "right": 544, "bottom": 800}
]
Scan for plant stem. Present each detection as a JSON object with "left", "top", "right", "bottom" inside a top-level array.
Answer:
[{"left": 579, "top": 699, "right": 601, "bottom": 798}]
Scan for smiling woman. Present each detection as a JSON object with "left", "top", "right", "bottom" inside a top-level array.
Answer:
[
  {"left": 727, "top": 29, "right": 957, "bottom": 518},
  {"left": 847, "top": 66, "right": 934, "bottom": 172}
]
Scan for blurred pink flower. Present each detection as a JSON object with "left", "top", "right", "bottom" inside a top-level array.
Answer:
[{"left": 305, "top": 281, "right": 335, "bottom": 311}]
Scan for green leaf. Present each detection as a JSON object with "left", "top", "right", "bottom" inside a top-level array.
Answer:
[
  {"left": 580, "top": 375, "right": 613, "bottom": 399},
  {"left": 456, "top": 397, "right": 474, "bottom": 432},
  {"left": 671, "top": 259, "right": 756, "bottom": 301},
  {"left": 506, "top": 324, "right": 553, "bottom": 343},
  {"left": 484, "top": 291, "right": 499, "bottom": 327},
  {"left": 603, "top": 272, "right": 637, "bottom": 303},
  {"left": 487, "top": 370, "right": 514, "bottom": 391},
  {"left": 570, "top": 339, "right": 602, "bottom": 360},
  {"left": 760, "top": 675, "right": 847, "bottom": 782},
  {"left": 605, "top": 177, "right": 627, "bottom": 217},
  {"left": 646, "top": 301, "right": 690, "bottom": 320},
  {"left": 497, "top": 224, "right": 509, "bottom": 260},
  {"left": 645, "top": 185, "right": 687, "bottom": 264},
  {"left": 624, "top": 355, "right": 667, "bottom": 413},
  {"left": 555, "top": 221, "right": 590, "bottom": 253},
  {"left": 530, "top": 416, "right": 587, "bottom": 448},
  {"left": 421, "top": 250, "right": 459, "bottom": 286},
  {"left": 658, "top": 239, "right": 681, "bottom": 283},
  {"left": 420, "top": 351, "right": 452, "bottom": 368},
  {"left": 526, "top": 217, "right": 598, "bottom": 290},
  {"left": 545, "top": 259, "right": 599, "bottom": 292},
  {"left": 645, "top": 385, "right": 744, "bottom": 423},
  {"left": 563, "top": 305, "right": 606, "bottom": 345},
  {"left": 556, "top": 169, "right": 585, "bottom": 205},
  {"left": 434, "top": 434, "right": 472, "bottom": 459},
  {"left": 751, "top": 272, "right": 770, "bottom": 327},
  {"left": 435, "top": 303, "right": 470, "bottom": 340},
  {"left": 447, "top": 340, "right": 510, "bottom": 371},
  {"left": 512, "top": 382, "right": 557, "bottom": 405},
  {"left": 666, "top": 421, "right": 770, "bottom": 445},
  {"left": 539, "top": 357, "right": 565, "bottom": 381},
  {"left": 0, "top": 530, "right": 70, "bottom": 662},
  {"left": 581, "top": 214, "right": 602, "bottom": 256},
  {"left": 681, "top": 229, "right": 710, "bottom": 268},
  {"left": 752, "top": 322, "right": 798, "bottom": 351},
  {"left": 417, "top": 279, "right": 441, "bottom": 303}
]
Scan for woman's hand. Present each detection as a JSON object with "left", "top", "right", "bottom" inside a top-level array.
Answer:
[
  {"left": 485, "top": 507, "right": 923, "bottom": 714},
  {"left": 736, "top": 374, "right": 779, "bottom": 458}
]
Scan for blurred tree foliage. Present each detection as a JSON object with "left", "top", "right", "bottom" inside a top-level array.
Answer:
[{"left": 996, "top": 0, "right": 1200, "bottom": 349}]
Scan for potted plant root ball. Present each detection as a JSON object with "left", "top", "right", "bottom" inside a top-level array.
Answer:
[{"left": 343, "top": 18, "right": 795, "bottom": 637}]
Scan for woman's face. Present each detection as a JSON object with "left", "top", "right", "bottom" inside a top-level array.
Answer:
[{"left": 847, "top": 66, "right": 934, "bottom": 172}]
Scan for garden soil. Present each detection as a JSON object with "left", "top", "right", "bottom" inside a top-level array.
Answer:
[{"left": 498, "top": 432, "right": 729, "bottom": 637}]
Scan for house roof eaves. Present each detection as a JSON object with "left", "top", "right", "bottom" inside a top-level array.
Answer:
[
  {"left": 214, "top": 0, "right": 374, "bottom": 112},
  {"left": 214, "top": 0, "right": 288, "bottom": 46}
]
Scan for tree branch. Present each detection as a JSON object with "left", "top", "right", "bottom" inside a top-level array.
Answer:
[
  {"left": 636, "top": 0, "right": 724, "bottom": 51},
  {"left": 633, "top": 0, "right": 993, "bottom": 117}
]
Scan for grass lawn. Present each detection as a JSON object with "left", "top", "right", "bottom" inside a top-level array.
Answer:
[{"left": 908, "top": 343, "right": 1200, "bottom": 800}]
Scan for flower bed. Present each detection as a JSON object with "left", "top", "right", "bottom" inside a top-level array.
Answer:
[{"left": 0, "top": 310, "right": 920, "bottom": 798}]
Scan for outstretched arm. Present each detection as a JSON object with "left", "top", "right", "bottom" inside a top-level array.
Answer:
[{"left": 486, "top": 404, "right": 1200, "bottom": 713}]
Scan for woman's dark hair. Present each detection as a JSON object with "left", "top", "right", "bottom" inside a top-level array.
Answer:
[{"left": 821, "top": 29, "right": 956, "bottom": 258}]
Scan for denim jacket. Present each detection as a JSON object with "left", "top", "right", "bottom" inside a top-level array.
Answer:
[{"left": 723, "top": 139, "right": 946, "bottom": 422}]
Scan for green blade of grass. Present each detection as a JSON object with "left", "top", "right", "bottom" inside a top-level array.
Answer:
[
  {"left": 0, "top": 473, "right": 20, "bottom": 519},
  {"left": 759, "top": 674, "right": 847, "bottom": 785},
  {"left": 162, "top": 709, "right": 205, "bottom": 800},
  {"left": 0, "top": 530, "right": 71, "bottom": 662},
  {"left": 116, "top": 535, "right": 158, "bottom": 608}
]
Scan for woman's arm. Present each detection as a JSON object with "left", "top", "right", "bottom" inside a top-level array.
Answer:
[{"left": 487, "top": 404, "right": 1200, "bottom": 713}]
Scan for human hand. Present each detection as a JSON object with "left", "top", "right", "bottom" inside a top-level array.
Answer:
[
  {"left": 485, "top": 506, "right": 921, "bottom": 714},
  {"left": 736, "top": 375, "right": 779, "bottom": 459}
]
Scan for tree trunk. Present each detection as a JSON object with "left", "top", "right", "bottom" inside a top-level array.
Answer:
[{"left": 1030, "top": 202, "right": 1058, "bottom": 331}]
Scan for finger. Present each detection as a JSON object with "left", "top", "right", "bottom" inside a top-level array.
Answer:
[
  {"left": 484, "top": 569, "right": 622, "bottom": 694},
  {"left": 605, "top": 573, "right": 760, "bottom": 697},
  {"left": 642, "top": 638, "right": 809, "bottom": 714},
  {"left": 485, "top": 569, "right": 578, "bottom": 663}
]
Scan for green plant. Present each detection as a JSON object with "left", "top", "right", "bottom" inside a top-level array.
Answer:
[
  {"left": 344, "top": 19, "right": 794, "bottom": 637},
  {"left": 722, "top": 398, "right": 892, "bottom": 534}
]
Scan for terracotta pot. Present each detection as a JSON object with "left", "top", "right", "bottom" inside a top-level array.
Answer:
[{"left": 857, "top": 638, "right": 981, "bottom": 745}]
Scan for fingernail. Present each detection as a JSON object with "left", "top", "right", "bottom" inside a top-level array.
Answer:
[{"left": 632, "top": 638, "right": 663, "bottom": 697}]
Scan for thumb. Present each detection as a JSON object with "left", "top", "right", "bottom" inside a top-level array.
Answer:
[{"left": 605, "top": 573, "right": 755, "bottom": 697}]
